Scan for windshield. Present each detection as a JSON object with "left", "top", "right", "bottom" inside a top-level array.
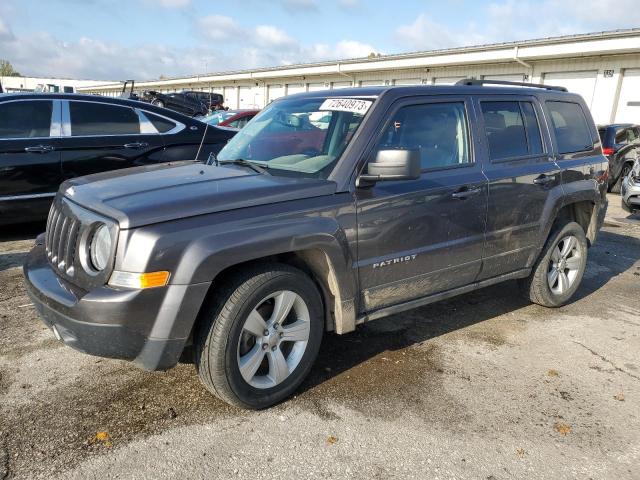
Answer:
[
  {"left": 216, "top": 96, "right": 373, "bottom": 179},
  {"left": 202, "top": 111, "right": 235, "bottom": 125}
]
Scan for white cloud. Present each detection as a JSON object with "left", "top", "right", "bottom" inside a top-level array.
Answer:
[
  {"left": 279, "top": 0, "right": 318, "bottom": 12},
  {"left": 0, "top": 16, "right": 14, "bottom": 41},
  {"left": 338, "top": 0, "right": 360, "bottom": 9},
  {"left": 254, "top": 25, "right": 297, "bottom": 48},
  {"left": 142, "top": 0, "right": 190, "bottom": 8},
  {"left": 395, "top": 14, "right": 487, "bottom": 51},
  {"left": 197, "top": 15, "right": 244, "bottom": 42},
  {"left": 0, "top": 13, "right": 381, "bottom": 79}
]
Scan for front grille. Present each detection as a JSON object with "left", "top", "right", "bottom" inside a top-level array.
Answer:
[{"left": 45, "top": 200, "right": 80, "bottom": 276}]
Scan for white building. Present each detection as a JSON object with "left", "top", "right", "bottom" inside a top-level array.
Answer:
[
  {"left": 79, "top": 29, "right": 640, "bottom": 125},
  {"left": 0, "top": 76, "right": 113, "bottom": 93}
]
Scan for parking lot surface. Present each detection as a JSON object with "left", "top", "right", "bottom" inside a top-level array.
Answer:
[{"left": 1, "top": 195, "right": 639, "bottom": 480}]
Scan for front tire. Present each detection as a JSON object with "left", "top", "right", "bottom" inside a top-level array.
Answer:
[
  {"left": 195, "top": 264, "right": 323, "bottom": 409},
  {"left": 152, "top": 99, "right": 165, "bottom": 108},
  {"left": 520, "top": 221, "right": 588, "bottom": 307}
]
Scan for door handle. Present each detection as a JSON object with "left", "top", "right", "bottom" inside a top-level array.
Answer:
[
  {"left": 123, "top": 142, "right": 149, "bottom": 149},
  {"left": 24, "top": 145, "right": 54, "bottom": 153},
  {"left": 451, "top": 186, "right": 482, "bottom": 200},
  {"left": 533, "top": 174, "right": 554, "bottom": 186}
]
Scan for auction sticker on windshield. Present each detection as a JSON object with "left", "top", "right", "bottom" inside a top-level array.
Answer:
[{"left": 319, "top": 98, "right": 372, "bottom": 114}]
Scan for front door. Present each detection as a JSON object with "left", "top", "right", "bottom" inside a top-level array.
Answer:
[
  {"left": 60, "top": 100, "right": 166, "bottom": 180},
  {"left": 0, "top": 99, "right": 62, "bottom": 223},
  {"left": 474, "top": 96, "right": 562, "bottom": 280},
  {"left": 355, "top": 97, "right": 488, "bottom": 312}
]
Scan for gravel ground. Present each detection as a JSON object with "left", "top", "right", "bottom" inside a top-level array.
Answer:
[{"left": 1, "top": 194, "right": 639, "bottom": 480}]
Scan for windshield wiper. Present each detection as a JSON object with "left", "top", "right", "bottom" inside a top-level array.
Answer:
[{"left": 217, "top": 158, "right": 270, "bottom": 175}]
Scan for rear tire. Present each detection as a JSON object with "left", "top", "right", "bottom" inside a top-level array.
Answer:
[
  {"left": 194, "top": 264, "right": 323, "bottom": 409},
  {"left": 519, "top": 221, "right": 588, "bottom": 307},
  {"left": 611, "top": 163, "right": 632, "bottom": 194}
]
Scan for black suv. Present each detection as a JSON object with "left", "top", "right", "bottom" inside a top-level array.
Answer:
[
  {"left": 24, "top": 81, "right": 608, "bottom": 409},
  {"left": 0, "top": 93, "right": 234, "bottom": 225},
  {"left": 141, "top": 91, "right": 209, "bottom": 117},
  {"left": 598, "top": 123, "right": 640, "bottom": 192}
]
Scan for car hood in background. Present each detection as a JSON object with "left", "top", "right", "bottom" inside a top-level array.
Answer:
[{"left": 62, "top": 161, "right": 337, "bottom": 229}]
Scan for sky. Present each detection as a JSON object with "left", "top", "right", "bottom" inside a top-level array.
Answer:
[{"left": 0, "top": 0, "right": 639, "bottom": 81}]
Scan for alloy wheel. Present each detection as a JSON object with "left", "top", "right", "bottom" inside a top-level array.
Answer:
[
  {"left": 237, "top": 290, "right": 310, "bottom": 389},
  {"left": 547, "top": 235, "right": 582, "bottom": 295}
]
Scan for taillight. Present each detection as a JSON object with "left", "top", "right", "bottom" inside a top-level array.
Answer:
[{"left": 602, "top": 147, "right": 616, "bottom": 156}]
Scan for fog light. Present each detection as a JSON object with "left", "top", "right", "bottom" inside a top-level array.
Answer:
[{"left": 109, "top": 271, "right": 170, "bottom": 289}]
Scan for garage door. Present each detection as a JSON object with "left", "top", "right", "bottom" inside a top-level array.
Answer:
[
  {"left": 287, "top": 83, "right": 306, "bottom": 96},
  {"left": 543, "top": 71, "right": 598, "bottom": 107},
  {"left": 361, "top": 80, "right": 384, "bottom": 87},
  {"left": 332, "top": 81, "right": 352, "bottom": 89},
  {"left": 394, "top": 78, "right": 421, "bottom": 85},
  {"left": 224, "top": 86, "right": 238, "bottom": 109},
  {"left": 434, "top": 76, "right": 465, "bottom": 85},
  {"left": 483, "top": 74, "right": 526, "bottom": 83},
  {"left": 267, "top": 84, "right": 284, "bottom": 103},
  {"left": 239, "top": 86, "right": 264, "bottom": 109},
  {"left": 614, "top": 69, "right": 640, "bottom": 123},
  {"left": 307, "top": 83, "right": 327, "bottom": 92}
]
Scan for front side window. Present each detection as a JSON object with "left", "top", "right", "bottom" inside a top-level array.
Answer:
[
  {"left": 70, "top": 102, "right": 140, "bottom": 136},
  {"left": 546, "top": 101, "right": 593, "bottom": 154},
  {"left": 0, "top": 101, "right": 53, "bottom": 139},
  {"left": 217, "top": 97, "right": 372, "bottom": 178},
  {"left": 377, "top": 102, "right": 470, "bottom": 169},
  {"left": 481, "top": 101, "right": 543, "bottom": 161}
]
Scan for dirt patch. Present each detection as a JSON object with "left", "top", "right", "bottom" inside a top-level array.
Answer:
[{"left": 0, "top": 363, "right": 241, "bottom": 479}]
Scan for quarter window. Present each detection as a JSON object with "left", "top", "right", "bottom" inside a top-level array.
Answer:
[
  {"left": 378, "top": 102, "right": 470, "bottom": 169},
  {"left": 145, "top": 112, "right": 177, "bottom": 133},
  {"left": 481, "top": 101, "right": 543, "bottom": 161},
  {"left": 546, "top": 101, "right": 593, "bottom": 154},
  {"left": 70, "top": 102, "right": 140, "bottom": 136},
  {"left": 0, "top": 101, "right": 53, "bottom": 139}
]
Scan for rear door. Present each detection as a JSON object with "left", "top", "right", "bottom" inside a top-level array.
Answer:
[
  {"left": 0, "top": 98, "right": 62, "bottom": 223},
  {"left": 474, "top": 95, "right": 561, "bottom": 280},
  {"left": 60, "top": 100, "right": 166, "bottom": 180},
  {"left": 355, "top": 96, "right": 488, "bottom": 312}
]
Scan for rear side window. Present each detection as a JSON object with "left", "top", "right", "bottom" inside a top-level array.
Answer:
[
  {"left": 378, "top": 102, "right": 470, "bottom": 170},
  {"left": 481, "top": 101, "right": 543, "bottom": 161},
  {"left": 70, "top": 102, "right": 140, "bottom": 136},
  {"left": 0, "top": 101, "right": 53, "bottom": 139},
  {"left": 546, "top": 101, "right": 593, "bottom": 154},
  {"left": 145, "top": 112, "right": 177, "bottom": 133}
]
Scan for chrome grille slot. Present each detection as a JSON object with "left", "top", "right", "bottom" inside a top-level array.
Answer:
[{"left": 45, "top": 200, "right": 80, "bottom": 276}]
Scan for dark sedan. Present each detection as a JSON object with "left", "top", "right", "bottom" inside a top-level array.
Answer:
[
  {"left": 0, "top": 93, "right": 235, "bottom": 225},
  {"left": 140, "top": 91, "right": 209, "bottom": 117}
]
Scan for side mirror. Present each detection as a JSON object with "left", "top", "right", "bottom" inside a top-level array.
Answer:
[{"left": 357, "top": 148, "right": 421, "bottom": 186}]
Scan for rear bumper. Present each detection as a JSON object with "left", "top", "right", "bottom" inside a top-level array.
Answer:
[{"left": 23, "top": 241, "right": 210, "bottom": 370}]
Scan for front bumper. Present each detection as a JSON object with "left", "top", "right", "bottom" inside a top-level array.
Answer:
[{"left": 23, "top": 241, "right": 210, "bottom": 370}]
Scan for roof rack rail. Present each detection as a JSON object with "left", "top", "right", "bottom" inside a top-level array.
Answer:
[{"left": 455, "top": 78, "right": 568, "bottom": 92}]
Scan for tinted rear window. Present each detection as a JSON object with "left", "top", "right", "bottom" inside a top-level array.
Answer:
[
  {"left": 0, "top": 100, "right": 52, "bottom": 139},
  {"left": 481, "top": 101, "right": 543, "bottom": 161},
  {"left": 546, "top": 101, "right": 593, "bottom": 154},
  {"left": 70, "top": 102, "right": 140, "bottom": 136}
]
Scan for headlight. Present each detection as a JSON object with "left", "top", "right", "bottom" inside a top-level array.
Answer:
[{"left": 89, "top": 224, "right": 111, "bottom": 271}]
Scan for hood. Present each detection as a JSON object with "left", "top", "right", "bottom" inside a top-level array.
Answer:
[{"left": 62, "top": 161, "right": 337, "bottom": 229}]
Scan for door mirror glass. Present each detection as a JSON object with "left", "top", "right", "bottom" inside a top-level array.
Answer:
[{"left": 358, "top": 148, "right": 421, "bottom": 185}]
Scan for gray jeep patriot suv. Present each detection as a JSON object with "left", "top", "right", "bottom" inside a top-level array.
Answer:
[{"left": 24, "top": 80, "right": 608, "bottom": 409}]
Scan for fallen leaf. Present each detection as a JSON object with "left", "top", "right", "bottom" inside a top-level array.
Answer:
[
  {"left": 326, "top": 436, "right": 338, "bottom": 445},
  {"left": 554, "top": 422, "right": 571, "bottom": 436},
  {"left": 88, "top": 431, "right": 113, "bottom": 448},
  {"left": 614, "top": 393, "right": 625, "bottom": 402},
  {"left": 547, "top": 369, "right": 559, "bottom": 377},
  {"left": 516, "top": 448, "right": 525, "bottom": 456}
]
